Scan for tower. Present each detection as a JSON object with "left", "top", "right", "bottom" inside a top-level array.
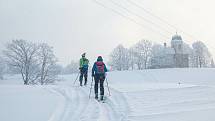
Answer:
[
  {"left": 171, "top": 33, "right": 189, "bottom": 68},
  {"left": 171, "top": 33, "right": 183, "bottom": 54}
]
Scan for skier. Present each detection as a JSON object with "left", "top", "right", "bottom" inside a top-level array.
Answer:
[
  {"left": 79, "top": 53, "right": 89, "bottom": 86},
  {"left": 92, "top": 56, "right": 108, "bottom": 101}
]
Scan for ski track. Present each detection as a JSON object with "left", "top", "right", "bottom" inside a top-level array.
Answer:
[
  {"left": 108, "top": 88, "right": 130, "bottom": 121},
  {"left": 45, "top": 84, "right": 130, "bottom": 121}
]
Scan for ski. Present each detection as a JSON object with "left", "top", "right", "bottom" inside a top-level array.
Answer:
[
  {"left": 95, "top": 97, "right": 106, "bottom": 103},
  {"left": 98, "top": 99, "right": 105, "bottom": 103}
]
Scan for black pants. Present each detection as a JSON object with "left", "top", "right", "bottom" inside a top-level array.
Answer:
[
  {"left": 79, "top": 69, "right": 88, "bottom": 85},
  {"left": 94, "top": 74, "right": 105, "bottom": 96}
]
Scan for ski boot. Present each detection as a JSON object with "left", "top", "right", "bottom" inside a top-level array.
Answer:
[
  {"left": 100, "top": 95, "right": 104, "bottom": 101},
  {"left": 84, "top": 81, "right": 87, "bottom": 86},
  {"left": 95, "top": 94, "right": 98, "bottom": 100}
]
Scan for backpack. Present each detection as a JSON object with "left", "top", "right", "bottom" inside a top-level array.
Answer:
[
  {"left": 82, "top": 58, "right": 89, "bottom": 70},
  {"left": 95, "top": 61, "right": 105, "bottom": 74},
  {"left": 82, "top": 64, "right": 88, "bottom": 70}
]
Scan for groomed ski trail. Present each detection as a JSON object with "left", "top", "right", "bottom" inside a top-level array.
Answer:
[{"left": 46, "top": 84, "right": 130, "bottom": 121}]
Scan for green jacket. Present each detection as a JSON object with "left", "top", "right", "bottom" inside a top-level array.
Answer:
[{"left": 79, "top": 57, "right": 89, "bottom": 68}]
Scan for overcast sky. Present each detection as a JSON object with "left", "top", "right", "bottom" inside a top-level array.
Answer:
[{"left": 0, "top": 0, "right": 215, "bottom": 66}]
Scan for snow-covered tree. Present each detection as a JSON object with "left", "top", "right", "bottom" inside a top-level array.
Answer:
[
  {"left": 182, "top": 43, "right": 196, "bottom": 68},
  {"left": 63, "top": 61, "right": 79, "bottom": 74},
  {"left": 151, "top": 44, "right": 164, "bottom": 58},
  {"left": 133, "top": 39, "right": 152, "bottom": 69},
  {"left": 4, "top": 40, "right": 40, "bottom": 85},
  {"left": 3, "top": 40, "right": 60, "bottom": 85},
  {"left": 192, "top": 41, "right": 211, "bottom": 68},
  {"left": 37, "top": 43, "right": 58, "bottom": 85},
  {"left": 211, "top": 59, "right": 215, "bottom": 68},
  {"left": 109, "top": 40, "right": 153, "bottom": 70},
  {"left": 109, "top": 44, "right": 130, "bottom": 71},
  {"left": 0, "top": 57, "right": 6, "bottom": 80},
  {"left": 128, "top": 46, "right": 137, "bottom": 70},
  {"left": 149, "top": 44, "right": 165, "bottom": 68}
]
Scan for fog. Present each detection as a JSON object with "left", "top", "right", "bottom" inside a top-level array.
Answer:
[{"left": 0, "top": 0, "right": 215, "bottom": 65}]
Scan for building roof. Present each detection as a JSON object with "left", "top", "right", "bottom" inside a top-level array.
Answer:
[
  {"left": 163, "top": 47, "right": 175, "bottom": 55},
  {"left": 172, "top": 34, "right": 182, "bottom": 41}
]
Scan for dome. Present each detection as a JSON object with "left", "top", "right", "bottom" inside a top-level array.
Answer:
[
  {"left": 172, "top": 34, "right": 182, "bottom": 41},
  {"left": 171, "top": 33, "right": 183, "bottom": 49}
]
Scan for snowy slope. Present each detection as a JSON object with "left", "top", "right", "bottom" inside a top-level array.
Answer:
[
  {"left": 0, "top": 68, "right": 215, "bottom": 121},
  {"left": 108, "top": 68, "right": 215, "bottom": 121},
  {"left": 0, "top": 85, "right": 62, "bottom": 121}
]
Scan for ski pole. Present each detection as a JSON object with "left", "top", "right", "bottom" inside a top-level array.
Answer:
[
  {"left": 89, "top": 76, "right": 94, "bottom": 99},
  {"left": 105, "top": 76, "right": 111, "bottom": 96},
  {"left": 73, "top": 72, "right": 80, "bottom": 85}
]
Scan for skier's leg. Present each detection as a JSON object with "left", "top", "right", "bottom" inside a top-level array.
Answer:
[
  {"left": 100, "top": 75, "right": 105, "bottom": 100},
  {"left": 84, "top": 70, "right": 88, "bottom": 85},
  {"left": 94, "top": 75, "right": 99, "bottom": 99}
]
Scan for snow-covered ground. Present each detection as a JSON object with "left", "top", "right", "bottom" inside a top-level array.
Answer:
[{"left": 1, "top": 68, "right": 215, "bottom": 121}]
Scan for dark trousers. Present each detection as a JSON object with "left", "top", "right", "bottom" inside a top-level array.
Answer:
[
  {"left": 79, "top": 69, "right": 88, "bottom": 85},
  {"left": 94, "top": 74, "right": 105, "bottom": 96}
]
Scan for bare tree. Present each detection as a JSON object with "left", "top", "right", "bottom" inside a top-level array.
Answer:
[
  {"left": 134, "top": 40, "right": 152, "bottom": 69},
  {"left": 109, "top": 44, "right": 130, "bottom": 71},
  {"left": 109, "top": 40, "right": 153, "bottom": 71},
  {"left": 128, "top": 46, "right": 137, "bottom": 70},
  {"left": 0, "top": 57, "right": 6, "bottom": 80},
  {"left": 211, "top": 59, "right": 215, "bottom": 68},
  {"left": 192, "top": 41, "right": 211, "bottom": 68},
  {"left": 52, "top": 64, "right": 63, "bottom": 75},
  {"left": 63, "top": 60, "right": 79, "bottom": 74},
  {"left": 123, "top": 48, "right": 130, "bottom": 70},
  {"left": 37, "top": 43, "right": 58, "bottom": 85},
  {"left": 3, "top": 40, "right": 39, "bottom": 85},
  {"left": 151, "top": 44, "right": 164, "bottom": 58}
]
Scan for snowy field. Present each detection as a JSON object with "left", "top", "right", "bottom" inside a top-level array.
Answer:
[{"left": 1, "top": 68, "right": 215, "bottom": 121}]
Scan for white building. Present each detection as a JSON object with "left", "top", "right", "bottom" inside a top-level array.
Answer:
[{"left": 150, "top": 34, "right": 189, "bottom": 68}]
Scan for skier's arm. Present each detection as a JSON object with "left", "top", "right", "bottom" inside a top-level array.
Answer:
[
  {"left": 104, "top": 64, "right": 108, "bottom": 72},
  {"left": 92, "top": 63, "right": 96, "bottom": 76},
  {"left": 79, "top": 59, "right": 82, "bottom": 68}
]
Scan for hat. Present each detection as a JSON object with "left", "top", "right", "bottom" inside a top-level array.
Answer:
[
  {"left": 97, "top": 56, "right": 103, "bottom": 61},
  {"left": 82, "top": 53, "right": 86, "bottom": 57}
]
